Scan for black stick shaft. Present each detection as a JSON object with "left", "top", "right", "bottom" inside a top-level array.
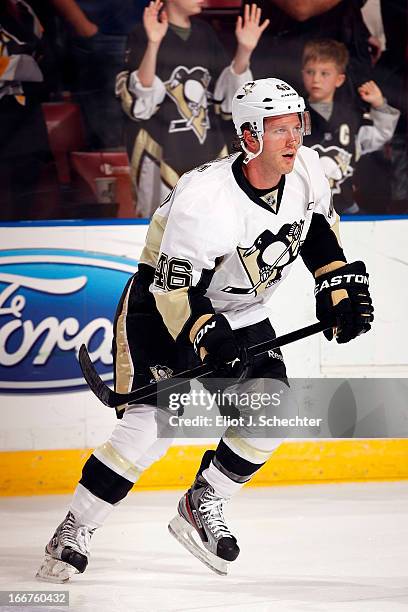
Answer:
[{"left": 79, "top": 319, "right": 333, "bottom": 408}]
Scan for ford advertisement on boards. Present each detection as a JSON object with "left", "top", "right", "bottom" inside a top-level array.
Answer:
[{"left": 0, "top": 249, "right": 137, "bottom": 392}]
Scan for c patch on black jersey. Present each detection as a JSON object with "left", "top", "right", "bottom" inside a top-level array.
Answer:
[
  {"left": 165, "top": 66, "right": 211, "bottom": 144},
  {"left": 222, "top": 221, "right": 305, "bottom": 296}
]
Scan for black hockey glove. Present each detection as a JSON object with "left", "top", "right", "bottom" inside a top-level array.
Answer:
[
  {"left": 315, "top": 261, "right": 374, "bottom": 344},
  {"left": 193, "top": 314, "right": 247, "bottom": 379}
]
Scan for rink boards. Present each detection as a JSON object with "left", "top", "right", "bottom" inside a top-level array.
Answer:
[
  {"left": 1, "top": 440, "right": 408, "bottom": 496},
  {"left": 0, "top": 218, "right": 407, "bottom": 495}
]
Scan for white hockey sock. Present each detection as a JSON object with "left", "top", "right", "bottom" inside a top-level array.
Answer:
[
  {"left": 69, "top": 483, "right": 115, "bottom": 530},
  {"left": 202, "top": 461, "right": 244, "bottom": 500}
]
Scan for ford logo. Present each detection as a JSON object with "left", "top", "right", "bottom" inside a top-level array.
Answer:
[{"left": 0, "top": 249, "right": 137, "bottom": 392}]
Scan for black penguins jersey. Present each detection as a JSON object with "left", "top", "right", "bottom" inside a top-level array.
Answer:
[
  {"left": 304, "top": 100, "right": 400, "bottom": 213},
  {"left": 116, "top": 19, "right": 251, "bottom": 217},
  {"left": 122, "top": 20, "right": 226, "bottom": 160},
  {"left": 141, "top": 147, "right": 345, "bottom": 341}
]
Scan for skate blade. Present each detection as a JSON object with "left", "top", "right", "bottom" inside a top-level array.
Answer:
[
  {"left": 36, "top": 554, "right": 78, "bottom": 583},
  {"left": 168, "top": 514, "right": 228, "bottom": 576}
]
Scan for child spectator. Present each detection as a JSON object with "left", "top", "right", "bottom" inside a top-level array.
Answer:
[
  {"left": 115, "top": 1, "right": 269, "bottom": 218},
  {"left": 302, "top": 39, "right": 399, "bottom": 214},
  {"left": 252, "top": 0, "right": 373, "bottom": 98}
]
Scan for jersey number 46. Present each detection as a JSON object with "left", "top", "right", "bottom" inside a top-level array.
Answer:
[{"left": 154, "top": 253, "right": 193, "bottom": 290}]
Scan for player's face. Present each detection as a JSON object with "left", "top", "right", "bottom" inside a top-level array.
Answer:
[
  {"left": 260, "top": 114, "right": 302, "bottom": 175},
  {"left": 167, "top": 0, "right": 204, "bottom": 16},
  {"left": 302, "top": 60, "right": 345, "bottom": 103}
]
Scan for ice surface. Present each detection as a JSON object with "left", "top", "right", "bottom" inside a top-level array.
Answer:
[{"left": 1, "top": 482, "right": 407, "bottom": 612}]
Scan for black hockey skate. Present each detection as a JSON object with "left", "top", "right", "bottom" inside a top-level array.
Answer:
[
  {"left": 168, "top": 474, "right": 240, "bottom": 576},
  {"left": 36, "top": 511, "right": 95, "bottom": 583}
]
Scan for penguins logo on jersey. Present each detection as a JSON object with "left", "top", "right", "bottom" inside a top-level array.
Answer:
[
  {"left": 165, "top": 66, "right": 211, "bottom": 144},
  {"left": 312, "top": 145, "right": 353, "bottom": 195},
  {"left": 223, "top": 221, "right": 305, "bottom": 295},
  {"left": 149, "top": 364, "right": 174, "bottom": 383}
]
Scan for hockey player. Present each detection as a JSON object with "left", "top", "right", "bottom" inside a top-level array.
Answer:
[
  {"left": 115, "top": 0, "right": 270, "bottom": 217},
  {"left": 301, "top": 39, "right": 400, "bottom": 214},
  {"left": 36, "top": 78, "right": 374, "bottom": 581}
]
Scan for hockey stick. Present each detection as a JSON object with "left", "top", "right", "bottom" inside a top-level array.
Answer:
[{"left": 79, "top": 319, "right": 333, "bottom": 408}]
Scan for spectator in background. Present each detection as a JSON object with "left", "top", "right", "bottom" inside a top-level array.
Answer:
[
  {"left": 0, "top": 0, "right": 52, "bottom": 220},
  {"left": 360, "top": 0, "right": 385, "bottom": 65},
  {"left": 346, "top": 0, "right": 408, "bottom": 214},
  {"left": 251, "top": 0, "right": 373, "bottom": 100},
  {"left": 51, "top": 0, "right": 141, "bottom": 150},
  {"left": 115, "top": 1, "right": 269, "bottom": 218},
  {"left": 301, "top": 39, "right": 399, "bottom": 214},
  {"left": 371, "top": 0, "right": 408, "bottom": 211}
]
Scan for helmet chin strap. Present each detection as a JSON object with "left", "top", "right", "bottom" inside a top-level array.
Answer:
[{"left": 242, "top": 135, "right": 264, "bottom": 165}]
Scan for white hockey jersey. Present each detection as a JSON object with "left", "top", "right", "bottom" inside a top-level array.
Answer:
[{"left": 140, "top": 146, "right": 344, "bottom": 340}]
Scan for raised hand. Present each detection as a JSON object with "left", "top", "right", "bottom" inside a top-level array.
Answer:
[
  {"left": 235, "top": 3, "right": 270, "bottom": 53},
  {"left": 358, "top": 80, "right": 384, "bottom": 109},
  {"left": 143, "top": 0, "right": 168, "bottom": 45}
]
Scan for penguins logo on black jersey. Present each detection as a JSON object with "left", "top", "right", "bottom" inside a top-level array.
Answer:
[
  {"left": 223, "top": 221, "right": 305, "bottom": 295},
  {"left": 312, "top": 145, "right": 353, "bottom": 195},
  {"left": 165, "top": 66, "right": 211, "bottom": 144},
  {"left": 149, "top": 364, "right": 174, "bottom": 383}
]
